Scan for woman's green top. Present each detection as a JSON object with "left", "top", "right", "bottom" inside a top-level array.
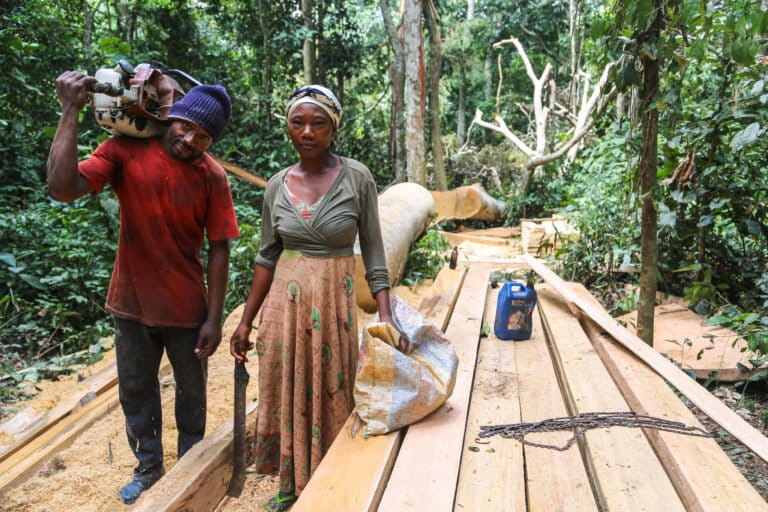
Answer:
[{"left": 255, "top": 156, "right": 390, "bottom": 295}]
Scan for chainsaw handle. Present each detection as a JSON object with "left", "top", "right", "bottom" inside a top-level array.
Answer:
[{"left": 89, "top": 82, "right": 124, "bottom": 97}]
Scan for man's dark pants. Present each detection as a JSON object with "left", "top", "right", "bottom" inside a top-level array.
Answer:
[{"left": 114, "top": 316, "right": 207, "bottom": 484}]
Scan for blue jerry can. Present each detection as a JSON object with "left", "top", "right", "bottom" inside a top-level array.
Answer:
[{"left": 493, "top": 281, "right": 537, "bottom": 340}]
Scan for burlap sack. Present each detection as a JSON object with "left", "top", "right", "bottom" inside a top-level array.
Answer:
[{"left": 353, "top": 296, "right": 458, "bottom": 436}]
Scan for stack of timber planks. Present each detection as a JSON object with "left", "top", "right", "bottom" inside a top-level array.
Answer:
[
  {"left": 520, "top": 217, "right": 576, "bottom": 256},
  {"left": 618, "top": 302, "right": 759, "bottom": 382},
  {"left": 296, "top": 260, "right": 767, "bottom": 511}
]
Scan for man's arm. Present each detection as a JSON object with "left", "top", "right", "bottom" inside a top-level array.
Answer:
[
  {"left": 194, "top": 239, "right": 231, "bottom": 359},
  {"left": 47, "top": 71, "right": 96, "bottom": 202}
]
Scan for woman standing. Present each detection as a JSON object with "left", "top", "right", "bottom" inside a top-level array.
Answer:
[{"left": 230, "top": 85, "right": 402, "bottom": 510}]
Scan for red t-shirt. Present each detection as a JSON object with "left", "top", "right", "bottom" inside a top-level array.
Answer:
[{"left": 78, "top": 136, "right": 240, "bottom": 327}]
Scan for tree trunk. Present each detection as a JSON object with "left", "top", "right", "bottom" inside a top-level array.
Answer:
[
  {"left": 425, "top": 0, "right": 446, "bottom": 190},
  {"left": 616, "top": 92, "right": 625, "bottom": 123},
  {"left": 636, "top": 2, "right": 663, "bottom": 346},
  {"left": 457, "top": 72, "right": 466, "bottom": 145},
  {"left": 402, "top": 0, "right": 426, "bottom": 185},
  {"left": 302, "top": 0, "right": 316, "bottom": 84},
  {"left": 380, "top": 0, "right": 407, "bottom": 182},
  {"left": 568, "top": 0, "right": 582, "bottom": 109},
  {"left": 456, "top": 0, "right": 474, "bottom": 147}
]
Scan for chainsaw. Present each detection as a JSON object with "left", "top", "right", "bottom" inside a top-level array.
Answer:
[
  {"left": 89, "top": 59, "right": 200, "bottom": 138},
  {"left": 86, "top": 61, "right": 268, "bottom": 188}
]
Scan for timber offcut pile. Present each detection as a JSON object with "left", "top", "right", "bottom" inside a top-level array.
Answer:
[{"left": 520, "top": 216, "right": 577, "bottom": 256}]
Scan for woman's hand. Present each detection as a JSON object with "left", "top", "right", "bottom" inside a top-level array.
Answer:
[
  {"left": 230, "top": 322, "right": 255, "bottom": 363},
  {"left": 380, "top": 313, "right": 409, "bottom": 353}
]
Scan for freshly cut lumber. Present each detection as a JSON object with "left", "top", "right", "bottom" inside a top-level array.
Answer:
[
  {"left": 514, "top": 308, "right": 598, "bottom": 512},
  {"left": 432, "top": 183, "right": 506, "bottom": 221},
  {"left": 378, "top": 264, "right": 491, "bottom": 512},
  {"left": 292, "top": 263, "right": 468, "bottom": 512},
  {"left": 438, "top": 230, "right": 511, "bottom": 247},
  {"left": 454, "top": 285, "right": 525, "bottom": 511},
  {"left": 0, "top": 359, "right": 118, "bottom": 462},
  {"left": 537, "top": 285, "right": 686, "bottom": 511},
  {"left": 415, "top": 264, "right": 468, "bottom": 332},
  {"left": 573, "top": 283, "right": 768, "bottom": 512},
  {"left": 354, "top": 182, "right": 436, "bottom": 312},
  {"left": 210, "top": 155, "right": 268, "bottom": 188},
  {"left": 524, "top": 254, "right": 768, "bottom": 464},
  {"left": 456, "top": 226, "right": 520, "bottom": 238},
  {"left": 618, "top": 303, "right": 758, "bottom": 381},
  {"left": 133, "top": 400, "right": 259, "bottom": 512}
]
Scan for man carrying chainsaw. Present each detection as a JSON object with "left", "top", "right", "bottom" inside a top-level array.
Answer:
[{"left": 47, "top": 71, "right": 240, "bottom": 504}]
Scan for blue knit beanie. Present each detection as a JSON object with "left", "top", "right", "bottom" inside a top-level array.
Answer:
[{"left": 168, "top": 84, "right": 232, "bottom": 142}]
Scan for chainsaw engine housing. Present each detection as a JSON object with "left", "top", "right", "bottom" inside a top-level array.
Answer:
[{"left": 92, "top": 63, "right": 184, "bottom": 138}]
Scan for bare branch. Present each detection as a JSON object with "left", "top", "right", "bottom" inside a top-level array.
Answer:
[
  {"left": 472, "top": 109, "right": 535, "bottom": 157},
  {"left": 494, "top": 36, "right": 538, "bottom": 84},
  {"left": 530, "top": 86, "right": 618, "bottom": 168}
]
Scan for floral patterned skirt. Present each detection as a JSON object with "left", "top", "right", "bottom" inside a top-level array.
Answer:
[{"left": 252, "top": 250, "right": 358, "bottom": 495}]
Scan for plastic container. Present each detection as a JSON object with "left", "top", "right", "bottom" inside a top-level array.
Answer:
[{"left": 493, "top": 281, "right": 537, "bottom": 340}]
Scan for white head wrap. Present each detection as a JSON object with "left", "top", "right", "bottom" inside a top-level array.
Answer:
[{"left": 285, "top": 85, "right": 343, "bottom": 129}]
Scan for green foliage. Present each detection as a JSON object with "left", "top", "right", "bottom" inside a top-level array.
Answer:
[
  {"left": 225, "top": 201, "right": 262, "bottom": 314},
  {"left": 402, "top": 229, "right": 451, "bottom": 286},
  {"left": 705, "top": 305, "right": 768, "bottom": 366},
  {"left": 557, "top": 129, "right": 640, "bottom": 285}
]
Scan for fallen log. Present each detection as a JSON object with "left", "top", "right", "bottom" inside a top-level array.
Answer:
[
  {"left": 523, "top": 254, "right": 768, "bottom": 464},
  {"left": 431, "top": 183, "right": 505, "bottom": 222},
  {"left": 354, "top": 182, "right": 435, "bottom": 312}
]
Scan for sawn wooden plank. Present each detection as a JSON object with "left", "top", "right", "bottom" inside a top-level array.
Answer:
[
  {"left": 292, "top": 264, "right": 469, "bottom": 512},
  {"left": 524, "top": 254, "right": 768, "bottom": 464},
  {"left": 514, "top": 308, "right": 598, "bottom": 512},
  {"left": 538, "top": 286, "right": 686, "bottom": 512},
  {"left": 572, "top": 283, "right": 768, "bottom": 512},
  {"left": 378, "top": 264, "right": 491, "bottom": 511},
  {"left": 453, "top": 284, "right": 525, "bottom": 511}
]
